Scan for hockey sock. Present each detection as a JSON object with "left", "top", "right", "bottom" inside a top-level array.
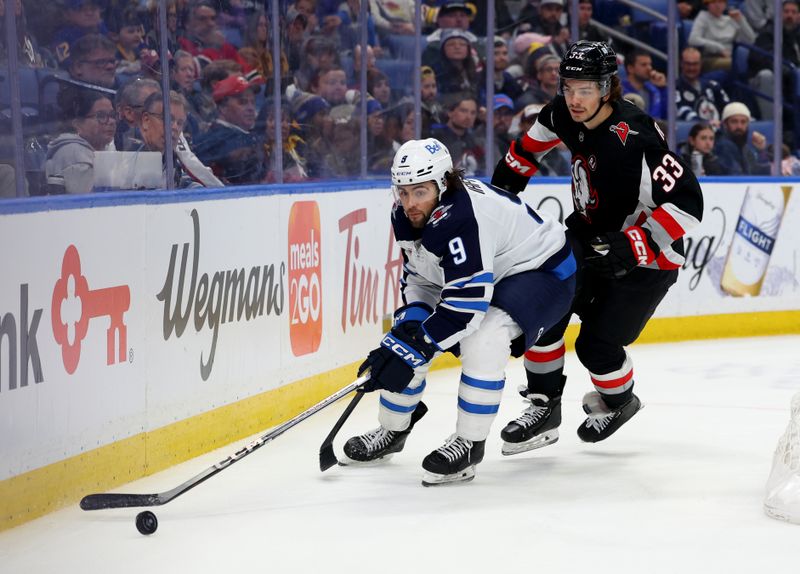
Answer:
[
  {"left": 523, "top": 339, "right": 566, "bottom": 398},
  {"left": 599, "top": 388, "right": 633, "bottom": 409},
  {"left": 588, "top": 353, "right": 635, "bottom": 408}
]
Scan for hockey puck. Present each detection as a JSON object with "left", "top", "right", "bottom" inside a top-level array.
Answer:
[{"left": 135, "top": 510, "right": 158, "bottom": 535}]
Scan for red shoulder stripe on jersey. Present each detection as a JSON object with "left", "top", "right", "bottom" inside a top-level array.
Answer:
[
  {"left": 655, "top": 252, "right": 681, "bottom": 270},
  {"left": 521, "top": 132, "right": 561, "bottom": 153},
  {"left": 651, "top": 206, "right": 686, "bottom": 240},
  {"left": 590, "top": 369, "right": 633, "bottom": 390},
  {"left": 524, "top": 343, "right": 566, "bottom": 363}
]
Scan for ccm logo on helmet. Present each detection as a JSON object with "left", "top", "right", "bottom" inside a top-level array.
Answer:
[
  {"left": 381, "top": 334, "right": 426, "bottom": 367},
  {"left": 625, "top": 228, "right": 650, "bottom": 265},
  {"left": 425, "top": 142, "right": 442, "bottom": 154}
]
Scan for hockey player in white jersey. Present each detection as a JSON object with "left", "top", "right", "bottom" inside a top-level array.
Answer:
[{"left": 341, "top": 138, "right": 577, "bottom": 485}]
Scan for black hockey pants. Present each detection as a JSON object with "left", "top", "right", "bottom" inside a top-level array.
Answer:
[{"left": 528, "top": 233, "right": 678, "bottom": 401}]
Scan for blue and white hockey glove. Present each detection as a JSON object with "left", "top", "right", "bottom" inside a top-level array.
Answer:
[
  {"left": 393, "top": 302, "right": 433, "bottom": 333},
  {"left": 584, "top": 226, "right": 660, "bottom": 278},
  {"left": 358, "top": 326, "right": 439, "bottom": 394}
]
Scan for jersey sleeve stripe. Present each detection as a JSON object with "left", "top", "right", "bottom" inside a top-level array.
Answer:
[
  {"left": 448, "top": 271, "right": 494, "bottom": 288},
  {"left": 655, "top": 250, "right": 682, "bottom": 270},
  {"left": 650, "top": 205, "right": 687, "bottom": 240},
  {"left": 442, "top": 285, "right": 486, "bottom": 300},
  {"left": 523, "top": 126, "right": 560, "bottom": 152},
  {"left": 441, "top": 299, "right": 491, "bottom": 312}
]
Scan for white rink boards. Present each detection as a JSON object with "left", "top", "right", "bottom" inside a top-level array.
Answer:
[{"left": 1, "top": 335, "right": 798, "bottom": 574}]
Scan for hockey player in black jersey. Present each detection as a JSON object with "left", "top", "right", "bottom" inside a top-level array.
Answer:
[
  {"left": 341, "top": 138, "right": 576, "bottom": 485},
  {"left": 491, "top": 41, "right": 703, "bottom": 454}
]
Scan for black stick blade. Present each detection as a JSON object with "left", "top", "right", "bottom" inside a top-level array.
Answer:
[
  {"left": 80, "top": 493, "right": 163, "bottom": 510},
  {"left": 319, "top": 444, "right": 339, "bottom": 472},
  {"left": 318, "top": 389, "right": 366, "bottom": 472}
]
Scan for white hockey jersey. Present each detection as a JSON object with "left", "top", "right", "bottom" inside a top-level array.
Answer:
[{"left": 393, "top": 177, "right": 569, "bottom": 351}]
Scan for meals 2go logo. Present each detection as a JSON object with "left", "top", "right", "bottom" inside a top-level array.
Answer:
[{"left": 288, "top": 201, "right": 322, "bottom": 356}]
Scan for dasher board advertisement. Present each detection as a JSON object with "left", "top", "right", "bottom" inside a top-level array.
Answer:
[{"left": 521, "top": 180, "right": 800, "bottom": 316}]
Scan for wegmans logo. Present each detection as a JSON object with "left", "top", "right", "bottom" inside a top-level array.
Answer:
[{"left": 157, "top": 209, "right": 285, "bottom": 380}]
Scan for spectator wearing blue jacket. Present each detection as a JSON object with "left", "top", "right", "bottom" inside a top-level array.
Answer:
[
  {"left": 713, "top": 102, "right": 771, "bottom": 175},
  {"left": 621, "top": 49, "right": 667, "bottom": 120}
]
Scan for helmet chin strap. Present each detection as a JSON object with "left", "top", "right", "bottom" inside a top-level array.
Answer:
[{"left": 583, "top": 94, "right": 609, "bottom": 125}]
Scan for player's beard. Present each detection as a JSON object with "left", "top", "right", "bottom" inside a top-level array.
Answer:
[{"left": 407, "top": 210, "right": 427, "bottom": 228}]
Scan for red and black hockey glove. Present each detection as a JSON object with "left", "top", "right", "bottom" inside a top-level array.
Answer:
[
  {"left": 358, "top": 325, "right": 439, "bottom": 394},
  {"left": 584, "top": 226, "right": 660, "bottom": 278},
  {"left": 491, "top": 138, "right": 540, "bottom": 195}
]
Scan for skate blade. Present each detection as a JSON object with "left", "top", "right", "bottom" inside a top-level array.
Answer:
[
  {"left": 501, "top": 429, "right": 559, "bottom": 456},
  {"left": 421, "top": 466, "right": 476, "bottom": 487},
  {"left": 338, "top": 452, "right": 395, "bottom": 467}
]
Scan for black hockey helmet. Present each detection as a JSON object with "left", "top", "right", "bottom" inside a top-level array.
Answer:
[{"left": 559, "top": 41, "right": 618, "bottom": 96}]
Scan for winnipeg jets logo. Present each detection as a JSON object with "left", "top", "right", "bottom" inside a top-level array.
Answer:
[
  {"left": 429, "top": 204, "right": 452, "bottom": 226},
  {"left": 609, "top": 122, "right": 639, "bottom": 145},
  {"left": 571, "top": 156, "right": 599, "bottom": 220}
]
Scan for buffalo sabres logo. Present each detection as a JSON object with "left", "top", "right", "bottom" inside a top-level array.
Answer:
[
  {"left": 609, "top": 121, "right": 639, "bottom": 145},
  {"left": 429, "top": 203, "right": 453, "bottom": 226},
  {"left": 571, "top": 156, "right": 599, "bottom": 220}
]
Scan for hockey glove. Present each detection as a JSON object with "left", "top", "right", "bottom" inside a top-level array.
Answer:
[
  {"left": 584, "top": 226, "right": 660, "bottom": 278},
  {"left": 491, "top": 138, "right": 540, "bottom": 195},
  {"left": 394, "top": 302, "right": 461, "bottom": 358},
  {"left": 509, "top": 334, "right": 527, "bottom": 358},
  {"left": 393, "top": 302, "right": 433, "bottom": 331},
  {"left": 358, "top": 327, "right": 439, "bottom": 394}
]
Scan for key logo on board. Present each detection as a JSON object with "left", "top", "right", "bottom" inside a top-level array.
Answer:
[
  {"left": 51, "top": 245, "right": 131, "bottom": 374},
  {"left": 288, "top": 201, "right": 323, "bottom": 356}
]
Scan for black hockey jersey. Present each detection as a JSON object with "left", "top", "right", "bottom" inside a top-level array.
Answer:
[{"left": 522, "top": 97, "right": 704, "bottom": 270}]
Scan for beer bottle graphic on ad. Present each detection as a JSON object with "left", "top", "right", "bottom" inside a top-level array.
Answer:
[{"left": 721, "top": 185, "right": 792, "bottom": 296}]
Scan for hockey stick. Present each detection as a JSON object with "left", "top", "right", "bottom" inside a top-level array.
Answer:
[
  {"left": 80, "top": 375, "right": 368, "bottom": 511},
  {"left": 320, "top": 398, "right": 429, "bottom": 471},
  {"left": 319, "top": 388, "right": 367, "bottom": 471}
]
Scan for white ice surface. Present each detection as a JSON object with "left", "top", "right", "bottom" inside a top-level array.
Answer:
[{"left": 2, "top": 336, "right": 800, "bottom": 574}]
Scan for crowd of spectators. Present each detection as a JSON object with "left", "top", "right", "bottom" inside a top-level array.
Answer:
[{"left": 1, "top": 0, "right": 800, "bottom": 197}]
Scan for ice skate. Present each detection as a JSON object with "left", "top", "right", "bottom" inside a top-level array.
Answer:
[
  {"left": 577, "top": 391, "right": 642, "bottom": 443},
  {"left": 421, "top": 434, "right": 485, "bottom": 486},
  {"left": 341, "top": 402, "right": 428, "bottom": 465},
  {"left": 500, "top": 388, "right": 561, "bottom": 455},
  {"left": 341, "top": 427, "right": 411, "bottom": 465}
]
